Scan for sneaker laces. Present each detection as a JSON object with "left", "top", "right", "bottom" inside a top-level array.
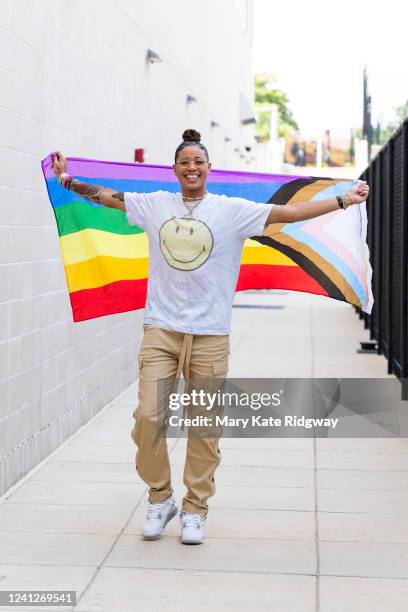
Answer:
[
  {"left": 182, "top": 513, "right": 202, "bottom": 529},
  {"left": 146, "top": 499, "right": 171, "bottom": 520}
]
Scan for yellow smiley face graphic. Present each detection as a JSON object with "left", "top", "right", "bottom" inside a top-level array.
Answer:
[{"left": 159, "top": 216, "right": 214, "bottom": 271}]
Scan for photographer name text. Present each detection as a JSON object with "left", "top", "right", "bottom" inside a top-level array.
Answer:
[{"left": 168, "top": 415, "right": 339, "bottom": 429}]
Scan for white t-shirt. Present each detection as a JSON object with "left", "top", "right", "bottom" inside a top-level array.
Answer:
[{"left": 124, "top": 190, "right": 273, "bottom": 335}]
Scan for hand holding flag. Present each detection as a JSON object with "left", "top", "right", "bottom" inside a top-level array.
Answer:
[
  {"left": 349, "top": 180, "right": 370, "bottom": 204},
  {"left": 51, "top": 151, "right": 67, "bottom": 176}
]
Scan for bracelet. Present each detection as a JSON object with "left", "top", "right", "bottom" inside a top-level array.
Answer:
[
  {"left": 59, "top": 173, "right": 73, "bottom": 189},
  {"left": 343, "top": 191, "right": 353, "bottom": 206},
  {"left": 336, "top": 192, "right": 352, "bottom": 210},
  {"left": 336, "top": 194, "right": 345, "bottom": 209}
]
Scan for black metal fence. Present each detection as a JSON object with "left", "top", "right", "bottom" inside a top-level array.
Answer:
[{"left": 358, "top": 118, "right": 408, "bottom": 399}]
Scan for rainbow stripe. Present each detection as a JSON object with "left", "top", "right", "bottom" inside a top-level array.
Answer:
[{"left": 41, "top": 154, "right": 373, "bottom": 322}]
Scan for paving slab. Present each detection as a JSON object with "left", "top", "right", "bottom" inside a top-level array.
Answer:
[
  {"left": 316, "top": 438, "right": 408, "bottom": 453},
  {"left": 316, "top": 451, "right": 408, "bottom": 471},
  {"left": 0, "top": 503, "right": 132, "bottom": 534},
  {"left": 317, "top": 468, "right": 408, "bottom": 491},
  {"left": 319, "top": 541, "right": 408, "bottom": 578},
  {"left": 30, "top": 460, "right": 138, "bottom": 484},
  {"left": 106, "top": 534, "right": 316, "bottom": 574},
  {"left": 3, "top": 479, "right": 146, "bottom": 507},
  {"left": 319, "top": 576, "right": 408, "bottom": 612},
  {"left": 75, "top": 567, "right": 316, "bottom": 612},
  {"left": 0, "top": 564, "right": 94, "bottom": 612},
  {"left": 0, "top": 532, "right": 115, "bottom": 566},
  {"left": 318, "top": 487, "right": 408, "bottom": 514},
  {"left": 319, "top": 512, "right": 408, "bottom": 543}
]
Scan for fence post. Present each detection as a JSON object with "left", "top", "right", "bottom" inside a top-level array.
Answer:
[
  {"left": 387, "top": 140, "right": 394, "bottom": 374},
  {"left": 364, "top": 168, "right": 371, "bottom": 330},
  {"left": 401, "top": 122, "right": 408, "bottom": 399},
  {"left": 375, "top": 155, "right": 382, "bottom": 354}
]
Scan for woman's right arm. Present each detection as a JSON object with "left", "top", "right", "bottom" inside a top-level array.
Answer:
[{"left": 51, "top": 151, "right": 125, "bottom": 212}]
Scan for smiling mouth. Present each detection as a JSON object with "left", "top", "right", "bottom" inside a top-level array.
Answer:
[{"left": 163, "top": 241, "right": 205, "bottom": 263}]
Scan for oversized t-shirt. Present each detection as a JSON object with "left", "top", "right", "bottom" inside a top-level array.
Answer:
[{"left": 124, "top": 190, "right": 273, "bottom": 335}]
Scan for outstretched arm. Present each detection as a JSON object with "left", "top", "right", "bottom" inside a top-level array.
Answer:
[
  {"left": 265, "top": 181, "right": 370, "bottom": 226},
  {"left": 51, "top": 151, "right": 125, "bottom": 212}
]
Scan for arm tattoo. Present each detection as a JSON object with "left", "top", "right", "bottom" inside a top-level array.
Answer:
[
  {"left": 68, "top": 179, "right": 104, "bottom": 203},
  {"left": 112, "top": 191, "right": 124, "bottom": 201},
  {"left": 67, "top": 178, "right": 124, "bottom": 204}
]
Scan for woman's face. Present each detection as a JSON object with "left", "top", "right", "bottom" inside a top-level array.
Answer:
[{"left": 173, "top": 145, "right": 211, "bottom": 192}]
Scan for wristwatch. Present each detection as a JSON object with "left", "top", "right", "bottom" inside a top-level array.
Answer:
[{"left": 336, "top": 194, "right": 344, "bottom": 209}]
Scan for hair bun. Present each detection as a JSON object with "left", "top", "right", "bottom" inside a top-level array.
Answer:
[{"left": 182, "top": 129, "right": 201, "bottom": 143}]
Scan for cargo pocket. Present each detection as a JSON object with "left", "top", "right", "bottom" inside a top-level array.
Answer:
[{"left": 212, "top": 360, "right": 228, "bottom": 377}]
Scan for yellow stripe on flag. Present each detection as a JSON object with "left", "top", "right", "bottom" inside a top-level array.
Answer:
[
  {"left": 60, "top": 229, "right": 148, "bottom": 264},
  {"left": 65, "top": 256, "right": 149, "bottom": 292},
  {"left": 242, "top": 239, "right": 297, "bottom": 266}
]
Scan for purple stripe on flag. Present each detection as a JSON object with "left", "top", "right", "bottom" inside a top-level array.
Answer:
[{"left": 41, "top": 153, "right": 307, "bottom": 183}]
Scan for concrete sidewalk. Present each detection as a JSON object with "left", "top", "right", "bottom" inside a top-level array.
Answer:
[{"left": 1, "top": 292, "right": 407, "bottom": 611}]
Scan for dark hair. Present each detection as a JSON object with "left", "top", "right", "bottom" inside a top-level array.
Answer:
[{"left": 174, "top": 129, "right": 209, "bottom": 162}]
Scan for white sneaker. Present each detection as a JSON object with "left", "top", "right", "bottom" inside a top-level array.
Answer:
[
  {"left": 141, "top": 495, "right": 178, "bottom": 540},
  {"left": 180, "top": 511, "right": 206, "bottom": 545}
]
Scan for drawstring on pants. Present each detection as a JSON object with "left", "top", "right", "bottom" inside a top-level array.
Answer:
[{"left": 174, "top": 333, "right": 193, "bottom": 431}]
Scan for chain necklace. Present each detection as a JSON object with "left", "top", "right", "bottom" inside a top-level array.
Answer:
[
  {"left": 182, "top": 191, "right": 208, "bottom": 201},
  {"left": 181, "top": 192, "right": 208, "bottom": 219}
]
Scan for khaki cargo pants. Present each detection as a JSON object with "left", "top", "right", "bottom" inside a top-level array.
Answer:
[{"left": 131, "top": 324, "right": 230, "bottom": 517}]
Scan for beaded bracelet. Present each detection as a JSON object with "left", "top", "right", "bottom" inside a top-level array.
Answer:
[
  {"left": 59, "top": 173, "right": 73, "bottom": 189},
  {"left": 65, "top": 176, "right": 73, "bottom": 190},
  {"left": 343, "top": 191, "right": 353, "bottom": 205},
  {"left": 336, "top": 192, "right": 353, "bottom": 210}
]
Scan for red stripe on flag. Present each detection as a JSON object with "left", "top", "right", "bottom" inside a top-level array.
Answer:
[
  {"left": 236, "top": 264, "right": 328, "bottom": 296},
  {"left": 69, "top": 265, "right": 328, "bottom": 322},
  {"left": 70, "top": 279, "right": 148, "bottom": 322}
]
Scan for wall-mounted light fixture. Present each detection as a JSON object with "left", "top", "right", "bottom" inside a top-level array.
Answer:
[
  {"left": 210, "top": 121, "right": 219, "bottom": 128},
  {"left": 224, "top": 136, "right": 232, "bottom": 142},
  {"left": 146, "top": 49, "right": 162, "bottom": 64},
  {"left": 186, "top": 95, "right": 197, "bottom": 103}
]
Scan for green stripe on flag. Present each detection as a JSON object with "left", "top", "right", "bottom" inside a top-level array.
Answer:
[{"left": 54, "top": 201, "right": 144, "bottom": 236}]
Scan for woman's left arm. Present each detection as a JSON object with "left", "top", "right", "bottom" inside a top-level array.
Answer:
[{"left": 265, "top": 180, "right": 370, "bottom": 225}]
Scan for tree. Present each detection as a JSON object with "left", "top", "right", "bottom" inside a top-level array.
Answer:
[
  {"left": 366, "top": 101, "right": 408, "bottom": 148},
  {"left": 254, "top": 73, "right": 299, "bottom": 141},
  {"left": 395, "top": 100, "right": 408, "bottom": 123}
]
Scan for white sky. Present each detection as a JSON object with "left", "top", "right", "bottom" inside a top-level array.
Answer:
[{"left": 252, "top": 0, "right": 408, "bottom": 138}]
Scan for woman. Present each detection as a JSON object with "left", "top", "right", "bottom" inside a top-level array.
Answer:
[{"left": 51, "top": 129, "right": 369, "bottom": 545}]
